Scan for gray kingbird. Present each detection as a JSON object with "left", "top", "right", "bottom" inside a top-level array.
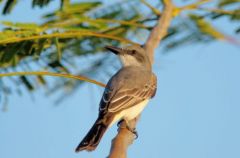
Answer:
[{"left": 75, "top": 45, "right": 157, "bottom": 152}]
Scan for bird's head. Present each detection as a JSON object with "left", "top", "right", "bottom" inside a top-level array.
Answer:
[{"left": 105, "top": 45, "right": 151, "bottom": 69}]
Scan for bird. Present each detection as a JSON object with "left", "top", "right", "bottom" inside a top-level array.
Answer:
[{"left": 75, "top": 44, "right": 157, "bottom": 152}]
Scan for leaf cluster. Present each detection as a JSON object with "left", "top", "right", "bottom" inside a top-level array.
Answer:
[
  {"left": 0, "top": 0, "right": 239, "bottom": 107},
  {"left": 0, "top": 0, "right": 147, "bottom": 106}
]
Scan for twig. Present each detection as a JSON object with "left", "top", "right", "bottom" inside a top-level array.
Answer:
[
  {"left": 140, "top": 0, "right": 161, "bottom": 16},
  {"left": 181, "top": 0, "right": 213, "bottom": 10},
  {"left": 47, "top": 18, "right": 150, "bottom": 29},
  {"left": 0, "top": 71, "right": 106, "bottom": 87},
  {"left": 0, "top": 31, "right": 137, "bottom": 45},
  {"left": 107, "top": 1, "right": 175, "bottom": 158},
  {"left": 198, "top": 7, "right": 239, "bottom": 15}
]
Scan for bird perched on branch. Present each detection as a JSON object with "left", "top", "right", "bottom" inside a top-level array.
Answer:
[{"left": 75, "top": 44, "right": 157, "bottom": 152}]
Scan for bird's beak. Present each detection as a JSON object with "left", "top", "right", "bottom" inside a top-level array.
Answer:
[{"left": 105, "top": 46, "right": 123, "bottom": 55}]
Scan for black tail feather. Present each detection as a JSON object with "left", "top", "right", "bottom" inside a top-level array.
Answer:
[{"left": 75, "top": 119, "right": 108, "bottom": 152}]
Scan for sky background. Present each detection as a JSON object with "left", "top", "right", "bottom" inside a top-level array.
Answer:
[{"left": 0, "top": 1, "right": 240, "bottom": 158}]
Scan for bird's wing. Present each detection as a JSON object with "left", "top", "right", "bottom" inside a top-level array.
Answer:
[{"left": 99, "top": 74, "right": 157, "bottom": 113}]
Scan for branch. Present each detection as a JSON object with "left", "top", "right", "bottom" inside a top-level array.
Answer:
[
  {"left": 46, "top": 18, "right": 150, "bottom": 29},
  {"left": 0, "top": 71, "right": 106, "bottom": 87},
  {"left": 198, "top": 7, "right": 239, "bottom": 15},
  {"left": 108, "top": 117, "right": 139, "bottom": 158},
  {"left": 140, "top": 0, "right": 161, "bottom": 16},
  {"left": 108, "top": 1, "right": 175, "bottom": 158},
  {"left": 144, "top": 0, "right": 174, "bottom": 63},
  {"left": 181, "top": 0, "right": 213, "bottom": 10},
  {"left": 0, "top": 31, "right": 137, "bottom": 45},
  {"left": 179, "top": 0, "right": 237, "bottom": 15}
]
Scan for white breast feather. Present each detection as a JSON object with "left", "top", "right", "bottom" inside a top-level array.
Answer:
[{"left": 109, "top": 99, "right": 149, "bottom": 127}]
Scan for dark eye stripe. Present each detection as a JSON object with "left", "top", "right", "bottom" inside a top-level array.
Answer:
[
  {"left": 127, "top": 50, "right": 145, "bottom": 62},
  {"left": 132, "top": 50, "right": 136, "bottom": 55},
  {"left": 127, "top": 50, "right": 136, "bottom": 55}
]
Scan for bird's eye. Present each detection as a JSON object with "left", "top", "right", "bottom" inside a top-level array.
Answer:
[{"left": 131, "top": 50, "right": 136, "bottom": 55}]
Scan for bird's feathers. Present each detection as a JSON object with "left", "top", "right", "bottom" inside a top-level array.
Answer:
[
  {"left": 99, "top": 67, "right": 157, "bottom": 113},
  {"left": 75, "top": 117, "right": 111, "bottom": 152},
  {"left": 76, "top": 45, "right": 157, "bottom": 152}
]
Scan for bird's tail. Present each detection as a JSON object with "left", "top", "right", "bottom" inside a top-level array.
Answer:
[{"left": 75, "top": 118, "right": 109, "bottom": 152}]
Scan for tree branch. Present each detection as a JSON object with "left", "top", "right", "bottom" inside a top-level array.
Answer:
[
  {"left": 107, "top": 1, "right": 174, "bottom": 158},
  {"left": 144, "top": 0, "right": 174, "bottom": 63},
  {"left": 198, "top": 7, "right": 239, "bottom": 15},
  {"left": 0, "top": 31, "right": 137, "bottom": 45},
  {"left": 140, "top": 0, "right": 161, "bottom": 16},
  {"left": 0, "top": 71, "right": 106, "bottom": 87},
  {"left": 108, "top": 117, "right": 139, "bottom": 158},
  {"left": 46, "top": 18, "right": 150, "bottom": 29}
]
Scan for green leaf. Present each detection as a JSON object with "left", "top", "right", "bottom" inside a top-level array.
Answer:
[
  {"left": 218, "top": 0, "right": 240, "bottom": 7},
  {"left": 1, "top": 21, "right": 40, "bottom": 31},
  {"left": 37, "top": 75, "right": 46, "bottom": 85},
  {"left": 2, "top": 0, "right": 18, "bottom": 14},
  {"left": 32, "top": 0, "right": 51, "bottom": 8},
  {"left": 0, "top": 42, "right": 21, "bottom": 63},
  {"left": 54, "top": 37, "right": 62, "bottom": 61},
  {"left": 189, "top": 14, "right": 225, "bottom": 40},
  {"left": 236, "top": 27, "right": 240, "bottom": 34},
  {"left": 20, "top": 76, "right": 34, "bottom": 91},
  {"left": 43, "top": 1, "right": 102, "bottom": 20},
  {"left": 231, "top": 10, "right": 240, "bottom": 20}
]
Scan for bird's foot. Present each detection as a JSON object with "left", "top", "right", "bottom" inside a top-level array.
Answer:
[
  {"left": 126, "top": 126, "right": 138, "bottom": 139},
  {"left": 117, "top": 119, "right": 124, "bottom": 127},
  {"left": 117, "top": 120, "right": 138, "bottom": 139}
]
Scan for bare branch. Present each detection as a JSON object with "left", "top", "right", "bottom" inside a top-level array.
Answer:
[
  {"left": 144, "top": 0, "right": 174, "bottom": 63},
  {"left": 108, "top": 117, "right": 139, "bottom": 158}
]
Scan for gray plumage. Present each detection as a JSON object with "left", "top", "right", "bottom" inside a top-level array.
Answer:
[{"left": 75, "top": 45, "right": 157, "bottom": 152}]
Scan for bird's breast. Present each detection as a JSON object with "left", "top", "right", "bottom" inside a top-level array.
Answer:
[
  {"left": 123, "top": 99, "right": 149, "bottom": 120},
  {"left": 109, "top": 99, "right": 149, "bottom": 127}
]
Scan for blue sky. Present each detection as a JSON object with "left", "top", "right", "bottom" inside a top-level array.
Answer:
[{"left": 0, "top": 1, "right": 240, "bottom": 158}]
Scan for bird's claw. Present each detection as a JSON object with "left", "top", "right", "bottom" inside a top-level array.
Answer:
[
  {"left": 117, "top": 120, "right": 124, "bottom": 127},
  {"left": 126, "top": 126, "right": 138, "bottom": 139},
  {"left": 117, "top": 120, "right": 138, "bottom": 139}
]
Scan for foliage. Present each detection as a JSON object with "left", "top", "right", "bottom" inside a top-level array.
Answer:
[{"left": 0, "top": 0, "right": 239, "bottom": 107}]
